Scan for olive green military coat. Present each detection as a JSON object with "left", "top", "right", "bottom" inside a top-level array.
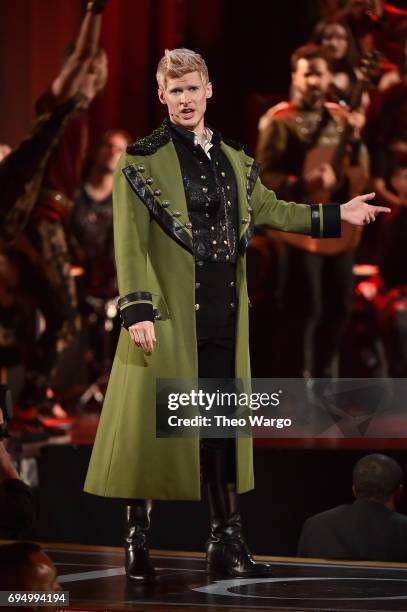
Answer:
[{"left": 84, "top": 121, "right": 329, "bottom": 501}]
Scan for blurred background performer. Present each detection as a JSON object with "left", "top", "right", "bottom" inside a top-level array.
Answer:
[
  {"left": 257, "top": 44, "right": 369, "bottom": 378},
  {"left": 69, "top": 129, "right": 131, "bottom": 386},
  {"left": 312, "top": 19, "right": 371, "bottom": 108},
  {"left": 70, "top": 129, "right": 131, "bottom": 294},
  {"left": 10, "top": 0, "right": 109, "bottom": 423}
]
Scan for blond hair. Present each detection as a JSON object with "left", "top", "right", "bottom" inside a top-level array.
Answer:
[{"left": 156, "top": 48, "right": 209, "bottom": 91}]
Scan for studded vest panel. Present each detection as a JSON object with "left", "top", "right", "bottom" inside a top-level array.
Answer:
[{"left": 171, "top": 129, "right": 238, "bottom": 264}]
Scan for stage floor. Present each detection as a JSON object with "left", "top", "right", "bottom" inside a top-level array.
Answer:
[{"left": 39, "top": 543, "right": 407, "bottom": 611}]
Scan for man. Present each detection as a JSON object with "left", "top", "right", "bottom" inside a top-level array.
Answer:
[
  {"left": 0, "top": 542, "right": 60, "bottom": 603},
  {"left": 257, "top": 44, "right": 369, "bottom": 378},
  {"left": 84, "top": 48, "right": 388, "bottom": 583},
  {"left": 297, "top": 454, "right": 407, "bottom": 562}
]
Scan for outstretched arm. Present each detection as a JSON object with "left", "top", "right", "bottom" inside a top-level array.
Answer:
[{"left": 250, "top": 179, "right": 390, "bottom": 237}]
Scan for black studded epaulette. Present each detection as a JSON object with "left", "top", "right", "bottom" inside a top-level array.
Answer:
[
  {"left": 222, "top": 137, "right": 244, "bottom": 151},
  {"left": 126, "top": 122, "right": 171, "bottom": 156}
]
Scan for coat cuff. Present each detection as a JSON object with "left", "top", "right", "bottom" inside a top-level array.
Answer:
[
  {"left": 310, "top": 203, "right": 341, "bottom": 239},
  {"left": 118, "top": 292, "right": 154, "bottom": 329}
]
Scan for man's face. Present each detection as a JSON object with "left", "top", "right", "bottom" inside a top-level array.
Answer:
[
  {"left": 94, "top": 133, "right": 128, "bottom": 173},
  {"left": 321, "top": 24, "right": 349, "bottom": 61},
  {"left": 158, "top": 71, "right": 212, "bottom": 132},
  {"left": 292, "top": 57, "right": 331, "bottom": 107},
  {"left": 391, "top": 168, "right": 407, "bottom": 202}
]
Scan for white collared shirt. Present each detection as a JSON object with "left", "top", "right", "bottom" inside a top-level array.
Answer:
[{"left": 193, "top": 127, "right": 214, "bottom": 158}]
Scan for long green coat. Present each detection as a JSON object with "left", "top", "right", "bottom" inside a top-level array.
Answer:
[{"left": 84, "top": 121, "right": 331, "bottom": 501}]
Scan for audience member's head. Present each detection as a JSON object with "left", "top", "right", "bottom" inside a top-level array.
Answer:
[
  {"left": 352, "top": 454, "right": 403, "bottom": 508},
  {"left": 0, "top": 542, "right": 59, "bottom": 595}
]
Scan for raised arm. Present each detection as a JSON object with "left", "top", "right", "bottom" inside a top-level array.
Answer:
[{"left": 50, "top": 0, "right": 108, "bottom": 104}]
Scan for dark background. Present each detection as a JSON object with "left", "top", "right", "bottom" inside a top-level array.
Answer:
[
  {"left": 0, "top": 0, "right": 323, "bottom": 152},
  {"left": 31, "top": 444, "right": 407, "bottom": 555}
]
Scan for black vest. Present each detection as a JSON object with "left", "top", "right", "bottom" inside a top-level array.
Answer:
[{"left": 170, "top": 123, "right": 238, "bottom": 343}]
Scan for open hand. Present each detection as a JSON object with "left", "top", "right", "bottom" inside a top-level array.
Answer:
[{"left": 340, "top": 192, "right": 390, "bottom": 226}]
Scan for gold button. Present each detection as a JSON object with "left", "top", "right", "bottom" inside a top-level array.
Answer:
[{"left": 195, "top": 304, "right": 200, "bottom": 311}]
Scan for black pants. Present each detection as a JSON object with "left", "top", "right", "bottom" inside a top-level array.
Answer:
[
  {"left": 198, "top": 339, "right": 236, "bottom": 484},
  {"left": 276, "top": 246, "right": 354, "bottom": 378}
]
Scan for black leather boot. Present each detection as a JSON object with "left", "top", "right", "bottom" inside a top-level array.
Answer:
[
  {"left": 203, "top": 445, "right": 273, "bottom": 577},
  {"left": 124, "top": 499, "right": 156, "bottom": 583}
]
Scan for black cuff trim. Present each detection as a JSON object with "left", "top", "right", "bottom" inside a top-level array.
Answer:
[
  {"left": 118, "top": 292, "right": 152, "bottom": 309},
  {"left": 310, "top": 204, "right": 320, "bottom": 238},
  {"left": 120, "top": 303, "right": 154, "bottom": 329},
  {"left": 323, "top": 204, "right": 341, "bottom": 238}
]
